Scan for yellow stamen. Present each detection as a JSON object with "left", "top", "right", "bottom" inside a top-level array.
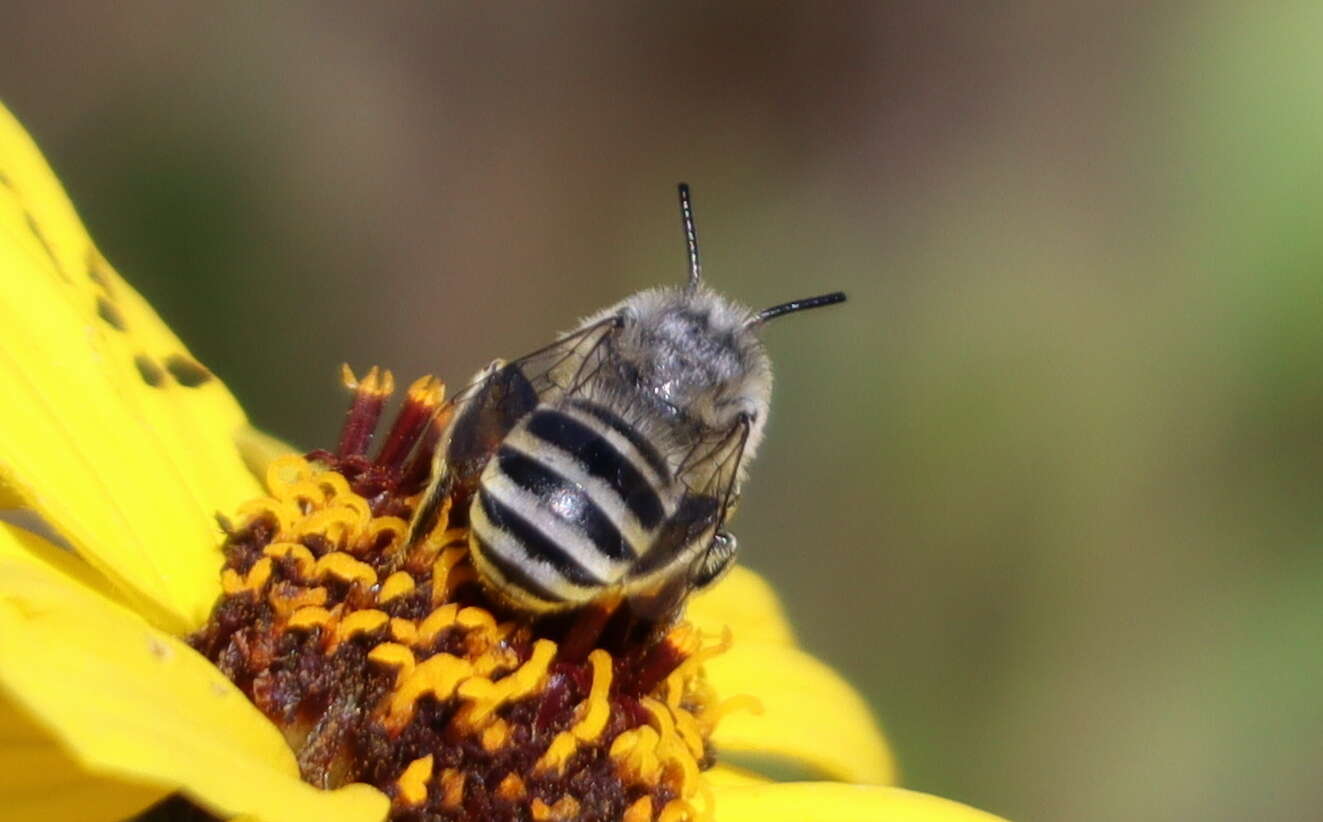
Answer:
[
  {"left": 611, "top": 725, "right": 664, "bottom": 786},
  {"left": 377, "top": 570, "right": 416, "bottom": 603},
  {"left": 220, "top": 556, "right": 273, "bottom": 595},
  {"left": 287, "top": 606, "right": 336, "bottom": 631},
  {"left": 406, "top": 373, "right": 445, "bottom": 405},
  {"left": 387, "top": 654, "right": 473, "bottom": 729},
  {"left": 313, "top": 469, "right": 352, "bottom": 501},
  {"left": 660, "top": 738, "right": 701, "bottom": 796},
  {"left": 530, "top": 798, "right": 552, "bottom": 821},
  {"left": 531, "top": 796, "right": 582, "bottom": 821},
  {"left": 280, "top": 479, "right": 328, "bottom": 510},
  {"left": 296, "top": 505, "right": 364, "bottom": 547},
  {"left": 623, "top": 796, "right": 654, "bottom": 822},
  {"left": 479, "top": 718, "right": 510, "bottom": 752},
  {"left": 662, "top": 626, "right": 702, "bottom": 709},
  {"left": 341, "top": 364, "right": 395, "bottom": 398},
  {"left": 389, "top": 617, "right": 418, "bottom": 644},
  {"left": 367, "top": 642, "right": 416, "bottom": 685},
  {"left": 658, "top": 798, "right": 699, "bottom": 822},
  {"left": 438, "top": 768, "right": 465, "bottom": 809},
  {"left": 500, "top": 638, "right": 556, "bottom": 700},
  {"left": 452, "top": 678, "right": 497, "bottom": 727},
  {"left": 641, "top": 697, "right": 676, "bottom": 736},
  {"left": 364, "top": 516, "right": 410, "bottom": 550},
  {"left": 236, "top": 497, "right": 300, "bottom": 538},
  {"left": 533, "top": 731, "right": 579, "bottom": 777},
  {"left": 264, "top": 453, "right": 315, "bottom": 498},
  {"left": 455, "top": 606, "right": 496, "bottom": 632},
  {"left": 339, "top": 362, "right": 359, "bottom": 390},
  {"left": 666, "top": 622, "right": 701, "bottom": 656},
  {"left": 472, "top": 643, "right": 518, "bottom": 676},
  {"left": 669, "top": 627, "right": 731, "bottom": 683},
  {"left": 699, "top": 693, "right": 764, "bottom": 733},
  {"left": 394, "top": 754, "right": 433, "bottom": 807},
  {"left": 262, "top": 542, "right": 316, "bottom": 577},
  {"left": 570, "top": 649, "right": 613, "bottom": 742},
  {"left": 331, "top": 496, "right": 374, "bottom": 535},
  {"left": 457, "top": 606, "right": 503, "bottom": 656},
  {"left": 417, "top": 603, "right": 460, "bottom": 645},
  {"left": 670, "top": 704, "right": 707, "bottom": 760},
  {"left": 333, "top": 609, "right": 389, "bottom": 646},
  {"left": 315, "top": 552, "right": 378, "bottom": 586},
  {"left": 268, "top": 584, "right": 328, "bottom": 618},
  {"left": 219, "top": 570, "right": 241, "bottom": 594},
  {"left": 496, "top": 772, "right": 526, "bottom": 801},
  {"left": 454, "top": 638, "right": 556, "bottom": 731}
]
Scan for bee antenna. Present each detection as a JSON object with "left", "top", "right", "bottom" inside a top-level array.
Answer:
[
  {"left": 678, "top": 183, "right": 702, "bottom": 290},
  {"left": 749, "top": 291, "right": 848, "bottom": 327}
]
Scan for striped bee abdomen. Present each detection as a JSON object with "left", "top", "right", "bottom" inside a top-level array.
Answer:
[
  {"left": 527, "top": 402, "right": 668, "bottom": 530},
  {"left": 468, "top": 401, "right": 674, "bottom": 607},
  {"left": 409, "top": 184, "right": 844, "bottom": 616}
]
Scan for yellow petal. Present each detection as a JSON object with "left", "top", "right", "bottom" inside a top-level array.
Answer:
[
  {"left": 0, "top": 524, "right": 389, "bottom": 822},
  {"left": 705, "top": 640, "right": 896, "bottom": 785},
  {"left": 686, "top": 566, "right": 797, "bottom": 646},
  {"left": 0, "top": 695, "right": 166, "bottom": 821},
  {"left": 0, "top": 102, "right": 261, "bottom": 631},
  {"left": 712, "top": 782, "right": 1008, "bottom": 822},
  {"left": 703, "top": 763, "right": 771, "bottom": 790},
  {"left": 0, "top": 476, "right": 23, "bottom": 509},
  {"left": 0, "top": 513, "right": 132, "bottom": 608}
]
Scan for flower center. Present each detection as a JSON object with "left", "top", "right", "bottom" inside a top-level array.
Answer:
[{"left": 191, "top": 368, "right": 742, "bottom": 821}]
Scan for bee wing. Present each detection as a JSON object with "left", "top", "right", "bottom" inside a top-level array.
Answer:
[
  {"left": 675, "top": 412, "right": 752, "bottom": 532},
  {"left": 443, "top": 315, "right": 620, "bottom": 412},
  {"left": 624, "top": 416, "right": 751, "bottom": 621},
  {"left": 408, "top": 316, "right": 622, "bottom": 542}
]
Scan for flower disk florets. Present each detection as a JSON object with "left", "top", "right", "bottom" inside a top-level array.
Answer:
[{"left": 189, "top": 368, "right": 731, "bottom": 822}]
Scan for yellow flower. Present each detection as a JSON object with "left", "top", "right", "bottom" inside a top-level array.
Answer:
[{"left": 0, "top": 101, "right": 1005, "bottom": 822}]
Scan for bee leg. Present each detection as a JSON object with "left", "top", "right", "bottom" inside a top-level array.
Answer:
[
  {"left": 407, "top": 359, "right": 539, "bottom": 545},
  {"left": 626, "top": 575, "right": 694, "bottom": 629},
  {"left": 558, "top": 594, "right": 624, "bottom": 662},
  {"left": 406, "top": 469, "right": 454, "bottom": 547},
  {"left": 689, "top": 529, "right": 737, "bottom": 591},
  {"left": 445, "top": 359, "right": 540, "bottom": 480}
]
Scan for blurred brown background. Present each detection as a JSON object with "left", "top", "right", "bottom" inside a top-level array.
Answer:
[{"left": 5, "top": 3, "right": 1322, "bottom": 820}]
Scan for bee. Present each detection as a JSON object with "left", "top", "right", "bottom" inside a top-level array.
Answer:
[{"left": 409, "top": 184, "right": 845, "bottom": 618}]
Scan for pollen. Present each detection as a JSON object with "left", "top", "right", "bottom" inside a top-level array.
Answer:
[{"left": 190, "top": 367, "right": 744, "bottom": 821}]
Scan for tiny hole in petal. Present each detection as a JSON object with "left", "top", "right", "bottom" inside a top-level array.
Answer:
[
  {"left": 135, "top": 354, "right": 166, "bottom": 387},
  {"left": 96, "top": 295, "right": 126, "bottom": 330},
  {"left": 165, "top": 354, "right": 213, "bottom": 387}
]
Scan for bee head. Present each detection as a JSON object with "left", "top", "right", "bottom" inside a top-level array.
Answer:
[
  {"left": 577, "top": 184, "right": 846, "bottom": 450},
  {"left": 609, "top": 286, "right": 772, "bottom": 435}
]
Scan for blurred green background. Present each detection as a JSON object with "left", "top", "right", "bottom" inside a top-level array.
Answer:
[{"left": 4, "top": 3, "right": 1322, "bottom": 819}]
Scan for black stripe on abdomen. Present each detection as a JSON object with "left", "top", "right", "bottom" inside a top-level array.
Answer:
[
  {"left": 567, "top": 399, "right": 672, "bottom": 480},
  {"left": 470, "top": 532, "right": 565, "bottom": 606},
  {"left": 476, "top": 484, "right": 603, "bottom": 588},
  {"left": 527, "top": 409, "right": 665, "bottom": 530},
  {"left": 496, "top": 445, "right": 632, "bottom": 561}
]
